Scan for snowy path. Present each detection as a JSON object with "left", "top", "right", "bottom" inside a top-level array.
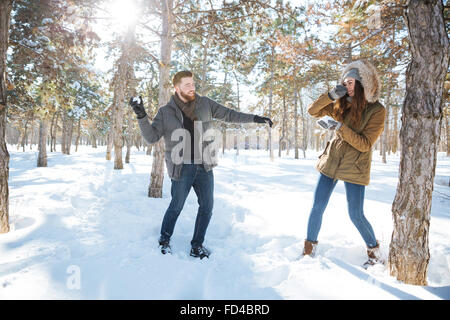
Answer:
[{"left": 1, "top": 146, "right": 449, "bottom": 299}]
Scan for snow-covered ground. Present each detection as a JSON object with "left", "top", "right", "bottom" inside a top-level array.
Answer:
[{"left": 1, "top": 145, "right": 449, "bottom": 300}]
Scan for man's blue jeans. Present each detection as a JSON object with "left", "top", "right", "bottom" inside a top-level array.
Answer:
[
  {"left": 160, "top": 164, "right": 214, "bottom": 248},
  {"left": 306, "top": 173, "right": 378, "bottom": 248}
]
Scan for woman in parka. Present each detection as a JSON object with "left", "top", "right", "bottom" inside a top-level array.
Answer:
[{"left": 303, "top": 60, "right": 386, "bottom": 268}]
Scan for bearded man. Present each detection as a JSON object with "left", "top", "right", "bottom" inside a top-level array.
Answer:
[{"left": 130, "top": 70, "right": 272, "bottom": 259}]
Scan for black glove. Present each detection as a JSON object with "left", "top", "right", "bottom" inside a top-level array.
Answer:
[
  {"left": 328, "top": 85, "right": 348, "bottom": 101},
  {"left": 254, "top": 115, "right": 273, "bottom": 128},
  {"left": 129, "top": 96, "right": 147, "bottom": 119}
]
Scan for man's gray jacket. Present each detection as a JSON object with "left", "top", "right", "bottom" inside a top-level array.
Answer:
[{"left": 137, "top": 95, "right": 255, "bottom": 180}]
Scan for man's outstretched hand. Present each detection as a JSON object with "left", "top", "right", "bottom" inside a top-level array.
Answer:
[
  {"left": 254, "top": 115, "right": 273, "bottom": 128},
  {"left": 129, "top": 96, "right": 147, "bottom": 119}
]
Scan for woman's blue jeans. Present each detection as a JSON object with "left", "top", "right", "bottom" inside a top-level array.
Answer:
[
  {"left": 306, "top": 173, "right": 378, "bottom": 248},
  {"left": 160, "top": 164, "right": 214, "bottom": 248}
]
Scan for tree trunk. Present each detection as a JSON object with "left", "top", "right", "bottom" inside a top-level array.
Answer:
[
  {"left": 61, "top": 109, "right": 68, "bottom": 154},
  {"left": 235, "top": 72, "right": 240, "bottom": 156},
  {"left": 91, "top": 133, "right": 97, "bottom": 148},
  {"left": 279, "top": 91, "right": 287, "bottom": 158},
  {"left": 0, "top": 0, "right": 13, "bottom": 234},
  {"left": 382, "top": 21, "right": 398, "bottom": 162},
  {"left": 294, "top": 83, "right": 299, "bottom": 159},
  {"left": 293, "top": 22, "right": 299, "bottom": 159},
  {"left": 106, "top": 130, "right": 112, "bottom": 160},
  {"left": 445, "top": 80, "right": 450, "bottom": 156},
  {"left": 21, "top": 120, "right": 28, "bottom": 152},
  {"left": 446, "top": 111, "right": 449, "bottom": 156},
  {"left": 344, "top": 20, "right": 353, "bottom": 64},
  {"left": 298, "top": 91, "right": 308, "bottom": 159},
  {"left": 222, "top": 126, "right": 226, "bottom": 155},
  {"left": 112, "top": 22, "right": 136, "bottom": 170},
  {"left": 285, "top": 94, "right": 290, "bottom": 156},
  {"left": 268, "top": 46, "right": 274, "bottom": 161},
  {"left": 75, "top": 118, "right": 81, "bottom": 152},
  {"left": 125, "top": 58, "right": 137, "bottom": 164},
  {"left": 52, "top": 111, "right": 58, "bottom": 152},
  {"left": 382, "top": 81, "right": 392, "bottom": 163},
  {"left": 125, "top": 117, "right": 132, "bottom": 164},
  {"left": 256, "top": 129, "right": 260, "bottom": 150},
  {"left": 220, "top": 71, "right": 229, "bottom": 155},
  {"left": 28, "top": 114, "right": 35, "bottom": 150},
  {"left": 66, "top": 118, "right": 73, "bottom": 155},
  {"left": 199, "top": 32, "right": 212, "bottom": 96},
  {"left": 16, "top": 128, "right": 23, "bottom": 151},
  {"left": 134, "top": 135, "right": 140, "bottom": 151},
  {"left": 149, "top": 0, "right": 173, "bottom": 198},
  {"left": 389, "top": 0, "right": 449, "bottom": 286},
  {"left": 49, "top": 111, "right": 56, "bottom": 152},
  {"left": 112, "top": 77, "right": 124, "bottom": 168},
  {"left": 37, "top": 118, "right": 48, "bottom": 167},
  {"left": 392, "top": 105, "right": 399, "bottom": 154},
  {"left": 17, "top": 117, "right": 29, "bottom": 152},
  {"left": 125, "top": 137, "right": 131, "bottom": 163}
]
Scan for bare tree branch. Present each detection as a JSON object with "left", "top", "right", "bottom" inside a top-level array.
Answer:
[{"left": 138, "top": 22, "right": 162, "bottom": 37}]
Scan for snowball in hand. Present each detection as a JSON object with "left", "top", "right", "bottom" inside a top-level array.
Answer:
[
  {"left": 132, "top": 96, "right": 141, "bottom": 104},
  {"left": 317, "top": 116, "right": 339, "bottom": 130}
]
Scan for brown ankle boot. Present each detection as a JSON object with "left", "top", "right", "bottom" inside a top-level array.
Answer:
[
  {"left": 303, "top": 240, "right": 318, "bottom": 257},
  {"left": 363, "top": 241, "right": 384, "bottom": 269}
]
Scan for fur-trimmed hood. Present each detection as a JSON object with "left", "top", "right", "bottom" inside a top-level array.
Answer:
[{"left": 340, "top": 60, "right": 381, "bottom": 103}]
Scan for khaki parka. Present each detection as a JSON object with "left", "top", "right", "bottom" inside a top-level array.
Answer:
[{"left": 308, "top": 60, "right": 386, "bottom": 186}]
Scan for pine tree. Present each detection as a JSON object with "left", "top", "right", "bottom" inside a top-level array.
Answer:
[
  {"left": 389, "top": 0, "right": 449, "bottom": 286},
  {"left": 0, "top": 0, "right": 14, "bottom": 233}
]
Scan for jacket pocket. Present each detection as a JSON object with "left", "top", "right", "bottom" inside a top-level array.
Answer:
[
  {"left": 319, "top": 141, "right": 331, "bottom": 159},
  {"left": 355, "top": 152, "right": 371, "bottom": 173}
]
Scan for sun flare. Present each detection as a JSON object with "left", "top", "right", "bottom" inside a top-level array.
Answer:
[{"left": 108, "top": 0, "right": 140, "bottom": 31}]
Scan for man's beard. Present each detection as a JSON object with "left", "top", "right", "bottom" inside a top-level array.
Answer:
[{"left": 179, "top": 90, "right": 196, "bottom": 102}]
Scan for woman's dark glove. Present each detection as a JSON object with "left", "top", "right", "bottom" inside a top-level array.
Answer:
[{"left": 328, "top": 85, "right": 348, "bottom": 101}]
